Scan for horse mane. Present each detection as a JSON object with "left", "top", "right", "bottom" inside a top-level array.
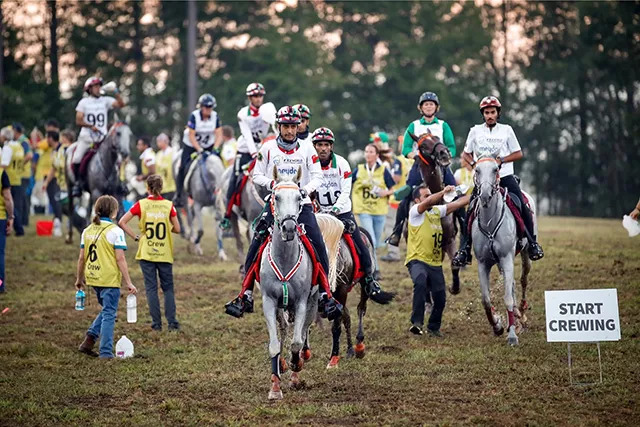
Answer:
[{"left": 315, "top": 213, "right": 344, "bottom": 292}]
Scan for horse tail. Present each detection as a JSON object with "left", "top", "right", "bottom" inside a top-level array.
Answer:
[{"left": 316, "top": 213, "right": 344, "bottom": 292}]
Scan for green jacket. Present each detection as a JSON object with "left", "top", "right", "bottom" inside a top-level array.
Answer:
[{"left": 402, "top": 116, "right": 456, "bottom": 157}]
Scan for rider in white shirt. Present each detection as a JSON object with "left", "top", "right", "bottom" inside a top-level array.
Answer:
[
  {"left": 220, "top": 83, "right": 275, "bottom": 229},
  {"left": 72, "top": 76, "right": 125, "bottom": 196},
  {"left": 294, "top": 104, "right": 312, "bottom": 145},
  {"left": 225, "top": 106, "right": 342, "bottom": 320},
  {"left": 174, "top": 93, "right": 223, "bottom": 207},
  {"left": 311, "top": 127, "right": 385, "bottom": 299},
  {"left": 452, "top": 96, "right": 544, "bottom": 266}
]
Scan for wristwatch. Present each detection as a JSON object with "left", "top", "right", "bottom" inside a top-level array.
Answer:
[{"left": 135, "top": 235, "right": 140, "bottom": 242}]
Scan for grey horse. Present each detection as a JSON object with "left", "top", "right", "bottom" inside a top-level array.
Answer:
[
  {"left": 65, "top": 121, "right": 132, "bottom": 243},
  {"left": 261, "top": 167, "right": 343, "bottom": 400},
  {"left": 178, "top": 153, "right": 225, "bottom": 257},
  {"left": 472, "top": 157, "right": 535, "bottom": 346},
  {"left": 218, "top": 164, "right": 264, "bottom": 265}
]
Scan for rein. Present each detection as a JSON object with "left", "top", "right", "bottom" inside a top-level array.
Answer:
[{"left": 476, "top": 187, "right": 507, "bottom": 262}]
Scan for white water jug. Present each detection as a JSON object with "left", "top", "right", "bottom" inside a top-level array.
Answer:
[
  {"left": 115, "top": 335, "right": 134, "bottom": 359},
  {"left": 126, "top": 294, "right": 137, "bottom": 323},
  {"left": 622, "top": 215, "right": 640, "bottom": 237}
]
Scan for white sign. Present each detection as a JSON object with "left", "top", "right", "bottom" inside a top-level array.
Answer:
[{"left": 545, "top": 289, "right": 621, "bottom": 342}]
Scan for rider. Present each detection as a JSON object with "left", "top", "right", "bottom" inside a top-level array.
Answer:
[
  {"left": 385, "top": 91, "right": 457, "bottom": 247},
  {"left": 224, "top": 106, "right": 342, "bottom": 320},
  {"left": 174, "top": 93, "right": 223, "bottom": 207},
  {"left": 452, "top": 96, "right": 544, "bottom": 266},
  {"left": 310, "top": 127, "right": 384, "bottom": 298},
  {"left": 294, "top": 104, "right": 312, "bottom": 145},
  {"left": 72, "top": 76, "right": 125, "bottom": 197},
  {"left": 220, "top": 83, "right": 273, "bottom": 230}
]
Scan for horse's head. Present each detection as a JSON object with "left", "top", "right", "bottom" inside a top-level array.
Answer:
[
  {"left": 271, "top": 165, "right": 303, "bottom": 241},
  {"left": 409, "top": 131, "right": 451, "bottom": 168},
  {"left": 475, "top": 157, "right": 500, "bottom": 208},
  {"left": 107, "top": 121, "right": 132, "bottom": 158}
]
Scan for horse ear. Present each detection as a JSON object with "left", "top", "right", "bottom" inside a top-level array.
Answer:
[
  {"left": 272, "top": 164, "right": 278, "bottom": 181},
  {"left": 295, "top": 166, "right": 302, "bottom": 184},
  {"left": 408, "top": 132, "right": 419, "bottom": 142}
]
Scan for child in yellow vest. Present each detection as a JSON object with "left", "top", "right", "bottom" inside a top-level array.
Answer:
[
  {"left": 119, "top": 175, "right": 181, "bottom": 331},
  {"left": 406, "top": 185, "right": 470, "bottom": 336},
  {"left": 76, "top": 195, "right": 137, "bottom": 359}
]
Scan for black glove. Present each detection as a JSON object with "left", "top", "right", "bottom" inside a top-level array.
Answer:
[{"left": 299, "top": 188, "right": 308, "bottom": 199}]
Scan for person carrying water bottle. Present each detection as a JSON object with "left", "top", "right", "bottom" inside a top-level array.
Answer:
[
  {"left": 76, "top": 195, "right": 137, "bottom": 359},
  {"left": 72, "top": 76, "right": 125, "bottom": 197},
  {"left": 224, "top": 106, "right": 342, "bottom": 320},
  {"left": 452, "top": 96, "right": 544, "bottom": 266},
  {"left": 174, "top": 93, "right": 223, "bottom": 208},
  {"left": 119, "top": 174, "right": 181, "bottom": 331}
]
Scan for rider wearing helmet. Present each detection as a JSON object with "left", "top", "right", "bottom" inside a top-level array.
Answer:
[
  {"left": 174, "top": 93, "right": 223, "bottom": 207},
  {"left": 225, "top": 106, "right": 342, "bottom": 321},
  {"left": 294, "top": 104, "right": 312, "bottom": 144},
  {"left": 385, "top": 91, "right": 457, "bottom": 250},
  {"left": 311, "top": 127, "right": 386, "bottom": 298},
  {"left": 72, "top": 76, "right": 126, "bottom": 197},
  {"left": 452, "top": 96, "right": 544, "bottom": 265},
  {"left": 220, "top": 83, "right": 275, "bottom": 229}
]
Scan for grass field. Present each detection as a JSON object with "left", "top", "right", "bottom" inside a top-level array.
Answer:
[{"left": 1, "top": 215, "right": 639, "bottom": 426}]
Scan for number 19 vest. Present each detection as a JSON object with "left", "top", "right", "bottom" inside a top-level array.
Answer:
[{"left": 136, "top": 198, "right": 174, "bottom": 263}]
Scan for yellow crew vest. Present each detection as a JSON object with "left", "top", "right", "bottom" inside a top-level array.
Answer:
[
  {"left": 83, "top": 222, "right": 122, "bottom": 288},
  {"left": 19, "top": 138, "right": 31, "bottom": 179},
  {"left": 52, "top": 145, "right": 67, "bottom": 191},
  {"left": 35, "top": 141, "right": 53, "bottom": 181},
  {"left": 405, "top": 206, "right": 445, "bottom": 267},
  {"left": 155, "top": 150, "right": 176, "bottom": 194},
  {"left": 136, "top": 198, "right": 174, "bottom": 263},
  {"left": 5, "top": 141, "right": 25, "bottom": 186},
  {"left": 0, "top": 174, "right": 6, "bottom": 220},
  {"left": 352, "top": 163, "right": 390, "bottom": 216},
  {"left": 457, "top": 167, "right": 474, "bottom": 195}
]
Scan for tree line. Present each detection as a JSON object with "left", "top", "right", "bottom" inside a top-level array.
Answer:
[{"left": 1, "top": 0, "right": 638, "bottom": 217}]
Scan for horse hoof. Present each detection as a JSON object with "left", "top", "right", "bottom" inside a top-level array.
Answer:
[
  {"left": 218, "top": 251, "right": 228, "bottom": 262},
  {"left": 520, "top": 300, "right": 531, "bottom": 311},
  {"left": 494, "top": 327, "right": 504, "bottom": 336},
  {"left": 346, "top": 348, "right": 356, "bottom": 359},
  {"left": 279, "top": 356, "right": 288, "bottom": 373},
  {"left": 449, "top": 284, "right": 460, "bottom": 295},
  {"left": 195, "top": 245, "right": 203, "bottom": 256},
  {"left": 291, "top": 359, "right": 303, "bottom": 372},
  {"left": 268, "top": 390, "right": 283, "bottom": 400},
  {"left": 289, "top": 372, "right": 303, "bottom": 389},
  {"left": 301, "top": 349, "right": 312, "bottom": 361},
  {"left": 508, "top": 336, "right": 519, "bottom": 346},
  {"left": 269, "top": 375, "right": 283, "bottom": 400},
  {"left": 355, "top": 343, "right": 365, "bottom": 359},
  {"left": 65, "top": 237, "right": 73, "bottom": 245},
  {"left": 326, "top": 356, "right": 340, "bottom": 369}
]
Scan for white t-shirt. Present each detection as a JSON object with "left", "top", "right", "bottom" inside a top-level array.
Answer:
[
  {"left": 0, "top": 142, "right": 15, "bottom": 167},
  {"left": 76, "top": 96, "right": 116, "bottom": 138},
  {"left": 182, "top": 109, "right": 220, "bottom": 149},
  {"left": 80, "top": 220, "right": 127, "bottom": 250},
  {"left": 252, "top": 138, "right": 323, "bottom": 205},
  {"left": 408, "top": 204, "right": 447, "bottom": 227},
  {"left": 139, "top": 146, "right": 156, "bottom": 171},
  {"left": 317, "top": 153, "right": 352, "bottom": 214},
  {"left": 463, "top": 123, "right": 522, "bottom": 178},
  {"left": 221, "top": 138, "right": 237, "bottom": 165},
  {"left": 237, "top": 105, "right": 273, "bottom": 155}
]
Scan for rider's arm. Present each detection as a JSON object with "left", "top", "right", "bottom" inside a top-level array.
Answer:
[
  {"left": 402, "top": 122, "right": 415, "bottom": 157},
  {"left": 188, "top": 129, "right": 203, "bottom": 153},
  {"left": 75, "top": 111, "right": 98, "bottom": 132},
  {"left": 442, "top": 121, "right": 456, "bottom": 157},
  {"left": 462, "top": 127, "right": 476, "bottom": 166},
  {"left": 251, "top": 145, "right": 272, "bottom": 189},
  {"left": 303, "top": 147, "right": 323, "bottom": 195},
  {"left": 112, "top": 92, "right": 125, "bottom": 109},
  {"left": 213, "top": 117, "right": 223, "bottom": 149},
  {"left": 238, "top": 111, "right": 258, "bottom": 156},
  {"left": 333, "top": 159, "right": 352, "bottom": 214},
  {"left": 500, "top": 125, "right": 523, "bottom": 165},
  {"left": 499, "top": 151, "right": 522, "bottom": 166}
]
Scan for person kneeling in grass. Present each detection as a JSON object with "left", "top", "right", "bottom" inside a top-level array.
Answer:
[
  {"left": 406, "top": 185, "right": 470, "bottom": 336},
  {"left": 77, "top": 195, "right": 137, "bottom": 359},
  {"left": 119, "top": 174, "right": 181, "bottom": 331}
]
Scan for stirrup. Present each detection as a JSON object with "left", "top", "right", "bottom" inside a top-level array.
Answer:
[
  {"left": 219, "top": 217, "right": 231, "bottom": 230},
  {"left": 385, "top": 232, "right": 401, "bottom": 247},
  {"left": 362, "top": 276, "right": 381, "bottom": 297},
  {"left": 452, "top": 248, "right": 472, "bottom": 267},
  {"left": 528, "top": 242, "right": 544, "bottom": 261},
  {"left": 225, "top": 297, "right": 247, "bottom": 318}
]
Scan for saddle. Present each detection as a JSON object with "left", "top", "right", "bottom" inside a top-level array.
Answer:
[
  {"left": 467, "top": 188, "right": 526, "bottom": 239},
  {"left": 78, "top": 148, "right": 98, "bottom": 179},
  {"left": 226, "top": 159, "right": 257, "bottom": 218}
]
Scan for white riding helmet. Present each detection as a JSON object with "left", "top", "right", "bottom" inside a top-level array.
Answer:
[{"left": 84, "top": 76, "right": 104, "bottom": 93}]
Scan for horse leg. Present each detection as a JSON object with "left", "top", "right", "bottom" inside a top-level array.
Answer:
[
  {"left": 263, "top": 296, "right": 283, "bottom": 400},
  {"left": 276, "top": 309, "right": 288, "bottom": 374},
  {"left": 301, "top": 327, "right": 312, "bottom": 361},
  {"left": 500, "top": 255, "right": 518, "bottom": 346},
  {"left": 301, "top": 288, "right": 318, "bottom": 364},
  {"left": 479, "top": 262, "right": 503, "bottom": 336},
  {"left": 355, "top": 292, "right": 368, "bottom": 358},
  {"left": 343, "top": 306, "right": 355, "bottom": 359},
  {"left": 289, "top": 299, "right": 307, "bottom": 389},
  {"left": 519, "top": 251, "right": 531, "bottom": 327},
  {"left": 327, "top": 317, "right": 342, "bottom": 369},
  {"left": 445, "top": 241, "right": 461, "bottom": 295},
  {"left": 216, "top": 215, "right": 228, "bottom": 262},
  {"left": 193, "top": 202, "right": 204, "bottom": 256},
  {"left": 232, "top": 215, "right": 245, "bottom": 271}
]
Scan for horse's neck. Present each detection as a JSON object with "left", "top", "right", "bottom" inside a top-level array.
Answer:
[
  {"left": 419, "top": 162, "right": 443, "bottom": 192},
  {"left": 98, "top": 138, "right": 118, "bottom": 169},
  {"left": 478, "top": 191, "right": 503, "bottom": 227}
]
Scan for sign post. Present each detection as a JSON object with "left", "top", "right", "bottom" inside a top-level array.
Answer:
[{"left": 544, "top": 289, "right": 621, "bottom": 385}]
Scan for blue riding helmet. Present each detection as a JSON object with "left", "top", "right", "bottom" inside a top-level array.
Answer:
[
  {"left": 418, "top": 91, "right": 439, "bottom": 106},
  {"left": 199, "top": 93, "right": 217, "bottom": 109}
]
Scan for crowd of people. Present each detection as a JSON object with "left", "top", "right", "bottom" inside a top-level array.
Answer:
[{"left": 2, "top": 76, "right": 553, "bottom": 355}]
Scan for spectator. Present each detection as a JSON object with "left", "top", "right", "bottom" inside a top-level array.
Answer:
[
  {"left": 351, "top": 143, "right": 396, "bottom": 249},
  {"left": 154, "top": 133, "right": 176, "bottom": 200},
  {"left": 33, "top": 120, "right": 59, "bottom": 213},
  {"left": 0, "top": 126, "right": 25, "bottom": 236},
  {"left": 136, "top": 136, "right": 156, "bottom": 182},
  {"left": 13, "top": 123, "right": 32, "bottom": 227},
  {"left": 0, "top": 168, "right": 15, "bottom": 293},
  {"left": 76, "top": 195, "right": 137, "bottom": 359},
  {"left": 42, "top": 131, "right": 64, "bottom": 237},
  {"left": 219, "top": 125, "right": 237, "bottom": 169}
]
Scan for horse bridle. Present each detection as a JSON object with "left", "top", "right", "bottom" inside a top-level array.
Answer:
[
  {"left": 475, "top": 158, "right": 500, "bottom": 204},
  {"left": 270, "top": 183, "right": 303, "bottom": 230}
]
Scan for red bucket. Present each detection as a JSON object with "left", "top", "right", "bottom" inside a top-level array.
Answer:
[{"left": 36, "top": 220, "right": 54, "bottom": 236}]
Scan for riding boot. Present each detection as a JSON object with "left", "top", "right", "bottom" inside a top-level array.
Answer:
[
  {"left": 452, "top": 213, "right": 472, "bottom": 267},
  {"left": 385, "top": 196, "right": 411, "bottom": 247},
  {"left": 521, "top": 209, "right": 544, "bottom": 261}
]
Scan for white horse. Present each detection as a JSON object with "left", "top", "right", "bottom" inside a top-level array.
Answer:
[
  {"left": 260, "top": 167, "right": 343, "bottom": 400},
  {"left": 472, "top": 158, "right": 535, "bottom": 346}
]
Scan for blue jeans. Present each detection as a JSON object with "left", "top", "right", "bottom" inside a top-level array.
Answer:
[
  {"left": 358, "top": 213, "right": 386, "bottom": 249},
  {"left": 87, "top": 287, "right": 121, "bottom": 358},
  {"left": 140, "top": 260, "right": 178, "bottom": 330},
  {"left": 0, "top": 219, "right": 5, "bottom": 291}
]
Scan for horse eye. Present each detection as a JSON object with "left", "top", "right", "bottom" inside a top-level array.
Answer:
[{"left": 275, "top": 195, "right": 280, "bottom": 201}]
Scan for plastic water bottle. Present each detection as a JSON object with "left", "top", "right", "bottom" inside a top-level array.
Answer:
[
  {"left": 443, "top": 184, "right": 470, "bottom": 203},
  {"left": 75, "top": 289, "right": 86, "bottom": 311},
  {"left": 115, "top": 335, "right": 134, "bottom": 359},
  {"left": 126, "top": 294, "right": 137, "bottom": 323}
]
